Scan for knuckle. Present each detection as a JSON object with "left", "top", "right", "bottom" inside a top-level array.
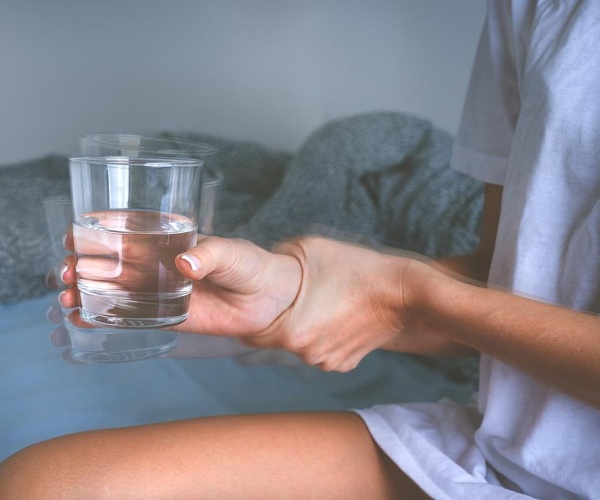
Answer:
[
  {"left": 300, "top": 351, "right": 322, "bottom": 367},
  {"left": 278, "top": 334, "right": 303, "bottom": 353},
  {"left": 319, "top": 360, "right": 344, "bottom": 373},
  {"left": 296, "top": 344, "right": 326, "bottom": 367}
]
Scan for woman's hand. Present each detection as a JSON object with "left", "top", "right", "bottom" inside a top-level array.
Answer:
[
  {"left": 239, "top": 237, "right": 418, "bottom": 372},
  {"left": 59, "top": 236, "right": 303, "bottom": 339}
]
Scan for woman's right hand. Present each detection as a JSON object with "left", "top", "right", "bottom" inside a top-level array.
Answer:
[{"left": 58, "top": 236, "right": 303, "bottom": 339}]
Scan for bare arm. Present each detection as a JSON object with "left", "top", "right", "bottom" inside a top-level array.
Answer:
[
  {"left": 402, "top": 262, "right": 600, "bottom": 409},
  {"left": 59, "top": 182, "right": 600, "bottom": 407},
  {"left": 388, "top": 183, "right": 600, "bottom": 408}
]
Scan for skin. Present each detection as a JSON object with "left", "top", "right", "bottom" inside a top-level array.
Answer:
[
  {"left": 1, "top": 184, "right": 599, "bottom": 498},
  {"left": 0, "top": 413, "right": 424, "bottom": 500}
]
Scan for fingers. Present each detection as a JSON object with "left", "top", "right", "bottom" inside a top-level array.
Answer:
[
  {"left": 45, "top": 269, "right": 59, "bottom": 291},
  {"left": 62, "top": 225, "right": 74, "bottom": 251},
  {"left": 64, "top": 309, "right": 96, "bottom": 328},
  {"left": 59, "top": 287, "right": 79, "bottom": 309},
  {"left": 56, "top": 256, "right": 80, "bottom": 309},
  {"left": 48, "top": 326, "right": 85, "bottom": 364},
  {"left": 49, "top": 325, "right": 70, "bottom": 347},
  {"left": 75, "top": 256, "right": 122, "bottom": 281},
  {"left": 46, "top": 299, "right": 64, "bottom": 324},
  {"left": 60, "top": 255, "right": 77, "bottom": 286},
  {"left": 48, "top": 315, "right": 87, "bottom": 365}
]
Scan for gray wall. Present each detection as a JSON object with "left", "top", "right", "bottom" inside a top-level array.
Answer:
[{"left": 0, "top": 0, "right": 486, "bottom": 163}]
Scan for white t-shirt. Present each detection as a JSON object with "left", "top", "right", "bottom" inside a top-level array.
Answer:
[{"left": 356, "top": 1, "right": 600, "bottom": 498}]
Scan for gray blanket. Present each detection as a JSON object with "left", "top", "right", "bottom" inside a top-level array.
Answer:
[{"left": 174, "top": 111, "right": 483, "bottom": 257}]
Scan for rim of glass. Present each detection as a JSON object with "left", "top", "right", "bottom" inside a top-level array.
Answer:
[
  {"left": 80, "top": 133, "right": 218, "bottom": 156},
  {"left": 70, "top": 156, "right": 203, "bottom": 167}
]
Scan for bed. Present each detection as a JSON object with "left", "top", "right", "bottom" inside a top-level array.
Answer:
[{"left": 0, "top": 111, "right": 482, "bottom": 461}]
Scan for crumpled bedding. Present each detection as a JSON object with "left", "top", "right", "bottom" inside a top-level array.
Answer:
[{"left": 171, "top": 111, "right": 483, "bottom": 256}]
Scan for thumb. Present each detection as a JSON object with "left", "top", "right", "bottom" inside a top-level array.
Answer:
[
  {"left": 175, "top": 236, "right": 269, "bottom": 289},
  {"left": 175, "top": 236, "right": 231, "bottom": 280}
]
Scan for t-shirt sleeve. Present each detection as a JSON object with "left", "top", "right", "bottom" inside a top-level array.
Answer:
[{"left": 450, "top": 0, "right": 521, "bottom": 186}]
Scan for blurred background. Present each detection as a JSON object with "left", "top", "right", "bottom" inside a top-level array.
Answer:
[{"left": 0, "top": 0, "right": 486, "bottom": 163}]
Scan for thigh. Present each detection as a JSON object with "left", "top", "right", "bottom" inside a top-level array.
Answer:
[{"left": 0, "top": 411, "right": 428, "bottom": 499}]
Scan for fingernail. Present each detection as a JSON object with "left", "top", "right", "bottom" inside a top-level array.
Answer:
[
  {"left": 59, "top": 265, "right": 68, "bottom": 283},
  {"left": 180, "top": 254, "right": 200, "bottom": 272},
  {"left": 45, "top": 271, "right": 55, "bottom": 289}
]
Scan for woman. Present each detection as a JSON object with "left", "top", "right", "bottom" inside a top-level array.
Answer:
[{"left": 1, "top": 1, "right": 599, "bottom": 497}]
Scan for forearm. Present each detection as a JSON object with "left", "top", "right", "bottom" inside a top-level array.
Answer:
[
  {"left": 381, "top": 253, "right": 492, "bottom": 357},
  {"left": 412, "top": 270, "right": 600, "bottom": 408}
]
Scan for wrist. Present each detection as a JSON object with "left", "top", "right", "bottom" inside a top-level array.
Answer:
[
  {"left": 271, "top": 252, "right": 303, "bottom": 312},
  {"left": 396, "top": 258, "right": 475, "bottom": 352}
]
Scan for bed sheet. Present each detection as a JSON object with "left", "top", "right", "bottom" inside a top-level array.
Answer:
[{"left": 0, "top": 294, "right": 475, "bottom": 461}]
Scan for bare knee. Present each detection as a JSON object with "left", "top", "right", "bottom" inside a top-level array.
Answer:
[
  {"left": 1, "top": 442, "right": 61, "bottom": 499},
  {"left": 0, "top": 434, "right": 100, "bottom": 499}
]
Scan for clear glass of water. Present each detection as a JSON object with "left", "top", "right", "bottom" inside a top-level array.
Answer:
[{"left": 69, "top": 156, "right": 202, "bottom": 329}]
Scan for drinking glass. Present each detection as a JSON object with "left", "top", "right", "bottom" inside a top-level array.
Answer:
[
  {"left": 69, "top": 156, "right": 202, "bottom": 329},
  {"left": 57, "top": 134, "right": 222, "bottom": 363}
]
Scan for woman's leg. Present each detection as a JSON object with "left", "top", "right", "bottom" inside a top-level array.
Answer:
[{"left": 0, "top": 411, "right": 427, "bottom": 499}]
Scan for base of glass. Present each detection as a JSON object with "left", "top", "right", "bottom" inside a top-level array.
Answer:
[
  {"left": 80, "top": 309, "right": 188, "bottom": 329},
  {"left": 66, "top": 325, "right": 178, "bottom": 364}
]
